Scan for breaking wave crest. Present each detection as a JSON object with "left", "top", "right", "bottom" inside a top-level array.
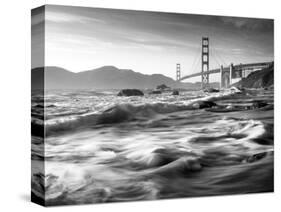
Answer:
[
  {"left": 31, "top": 89, "right": 274, "bottom": 205},
  {"left": 44, "top": 98, "right": 221, "bottom": 136}
]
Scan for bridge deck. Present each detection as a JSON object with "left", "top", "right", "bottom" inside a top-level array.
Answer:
[{"left": 179, "top": 62, "right": 272, "bottom": 81}]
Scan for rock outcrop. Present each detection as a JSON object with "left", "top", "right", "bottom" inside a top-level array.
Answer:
[
  {"left": 203, "top": 88, "right": 219, "bottom": 93},
  {"left": 191, "top": 101, "right": 217, "bottom": 109},
  {"left": 156, "top": 84, "right": 171, "bottom": 91},
  {"left": 149, "top": 90, "right": 162, "bottom": 94},
  {"left": 117, "top": 89, "right": 144, "bottom": 96},
  {"left": 233, "top": 64, "right": 273, "bottom": 89}
]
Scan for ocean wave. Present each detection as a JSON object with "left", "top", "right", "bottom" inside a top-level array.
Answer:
[
  {"left": 31, "top": 88, "right": 274, "bottom": 205},
  {"left": 35, "top": 116, "right": 273, "bottom": 205},
  {"left": 44, "top": 89, "right": 269, "bottom": 137},
  {"left": 44, "top": 94, "right": 229, "bottom": 136},
  {"left": 44, "top": 102, "right": 204, "bottom": 136}
]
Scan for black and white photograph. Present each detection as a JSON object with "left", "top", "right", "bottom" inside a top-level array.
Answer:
[{"left": 31, "top": 4, "right": 274, "bottom": 206}]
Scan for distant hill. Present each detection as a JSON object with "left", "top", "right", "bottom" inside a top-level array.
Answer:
[
  {"left": 32, "top": 66, "right": 219, "bottom": 90},
  {"left": 233, "top": 64, "right": 274, "bottom": 89}
]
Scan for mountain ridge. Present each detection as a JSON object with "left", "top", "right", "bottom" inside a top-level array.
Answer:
[{"left": 31, "top": 66, "right": 219, "bottom": 90}]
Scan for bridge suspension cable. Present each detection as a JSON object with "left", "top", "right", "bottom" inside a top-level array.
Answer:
[
  {"left": 189, "top": 44, "right": 202, "bottom": 75},
  {"left": 211, "top": 50, "right": 222, "bottom": 67},
  {"left": 210, "top": 47, "right": 227, "bottom": 67},
  {"left": 190, "top": 50, "right": 201, "bottom": 74},
  {"left": 177, "top": 37, "right": 272, "bottom": 90}
]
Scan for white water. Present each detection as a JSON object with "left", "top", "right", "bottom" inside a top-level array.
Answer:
[{"left": 31, "top": 89, "right": 274, "bottom": 205}]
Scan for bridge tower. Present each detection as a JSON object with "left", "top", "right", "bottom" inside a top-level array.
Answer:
[
  {"left": 176, "top": 63, "right": 181, "bottom": 81},
  {"left": 201, "top": 37, "right": 209, "bottom": 89}
]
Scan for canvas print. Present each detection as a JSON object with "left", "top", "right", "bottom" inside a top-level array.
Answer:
[{"left": 31, "top": 5, "right": 274, "bottom": 206}]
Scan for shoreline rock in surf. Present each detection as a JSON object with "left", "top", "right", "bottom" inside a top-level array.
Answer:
[{"left": 117, "top": 89, "right": 144, "bottom": 96}]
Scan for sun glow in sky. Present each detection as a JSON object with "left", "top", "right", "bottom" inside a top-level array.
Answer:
[{"left": 32, "top": 5, "right": 273, "bottom": 82}]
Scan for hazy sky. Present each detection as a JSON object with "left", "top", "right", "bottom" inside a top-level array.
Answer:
[{"left": 32, "top": 5, "right": 273, "bottom": 82}]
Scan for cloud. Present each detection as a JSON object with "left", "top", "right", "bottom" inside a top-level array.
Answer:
[
  {"left": 219, "top": 16, "right": 273, "bottom": 32},
  {"left": 45, "top": 10, "right": 106, "bottom": 25},
  {"left": 37, "top": 5, "right": 273, "bottom": 77}
]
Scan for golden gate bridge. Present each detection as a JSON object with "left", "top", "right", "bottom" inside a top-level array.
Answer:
[{"left": 176, "top": 37, "right": 272, "bottom": 89}]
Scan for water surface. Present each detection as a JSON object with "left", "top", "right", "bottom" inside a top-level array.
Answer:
[{"left": 31, "top": 89, "right": 274, "bottom": 205}]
